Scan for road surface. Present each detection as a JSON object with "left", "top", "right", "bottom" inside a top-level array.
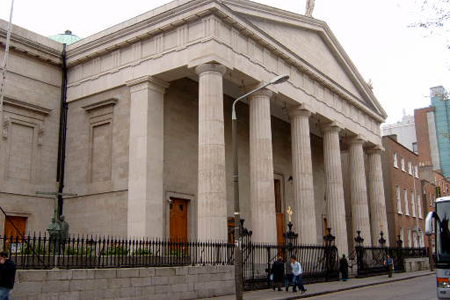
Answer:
[{"left": 309, "top": 274, "right": 436, "bottom": 300}]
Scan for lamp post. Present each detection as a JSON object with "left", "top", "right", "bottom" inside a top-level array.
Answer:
[{"left": 232, "top": 74, "right": 289, "bottom": 300}]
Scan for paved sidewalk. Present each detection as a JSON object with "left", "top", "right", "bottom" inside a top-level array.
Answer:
[{"left": 199, "top": 270, "right": 434, "bottom": 300}]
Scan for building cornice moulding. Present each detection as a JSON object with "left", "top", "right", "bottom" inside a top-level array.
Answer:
[
  {"left": 81, "top": 98, "right": 118, "bottom": 113},
  {"left": 221, "top": 1, "right": 387, "bottom": 119},
  {"left": 3, "top": 97, "right": 52, "bottom": 115},
  {"left": 65, "top": 2, "right": 386, "bottom": 124},
  {"left": 0, "top": 28, "right": 62, "bottom": 65}
]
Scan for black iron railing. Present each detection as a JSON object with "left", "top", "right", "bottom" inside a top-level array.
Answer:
[
  {"left": 0, "top": 233, "right": 234, "bottom": 269},
  {"left": 242, "top": 243, "right": 339, "bottom": 290},
  {"left": 355, "top": 246, "right": 428, "bottom": 277}
]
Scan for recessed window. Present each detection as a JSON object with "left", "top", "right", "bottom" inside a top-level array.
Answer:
[
  {"left": 404, "top": 189, "right": 410, "bottom": 215},
  {"left": 393, "top": 153, "right": 398, "bottom": 168},
  {"left": 396, "top": 185, "right": 402, "bottom": 214},
  {"left": 418, "top": 195, "right": 423, "bottom": 219},
  {"left": 401, "top": 158, "right": 406, "bottom": 172},
  {"left": 408, "top": 162, "right": 412, "bottom": 175}
]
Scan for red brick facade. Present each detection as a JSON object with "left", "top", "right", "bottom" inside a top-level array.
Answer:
[
  {"left": 381, "top": 136, "right": 425, "bottom": 248},
  {"left": 414, "top": 107, "right": 435, "bottom": 168}
]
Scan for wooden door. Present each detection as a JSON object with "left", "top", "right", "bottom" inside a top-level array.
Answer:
[
  {"left": 169, "top": 198, "right": 188, "bottom": 242},
  {"left": 323, "top": 218, "right": 328, "bottom": 237},
  {"left": 274, "top": 179, "right": 285, "bottom": 246},
  {"left": 4, "top": 216, "right": 27, "bottom": 251},
  {"left": 4, "top": 216, "right": 27, "bottom": 238}
]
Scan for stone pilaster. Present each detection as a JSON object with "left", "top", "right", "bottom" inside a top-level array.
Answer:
[
  {"left": 127, "top": 76, "right": 169, "bottom": 238},
  {"left": 367, "top": 146, "right": 390, "bottom": 246},
  {"left": 249, "top": 87, "right": 277, "bottom": 244},
  {"left": 195, "top": 63, "right": 228, "bottom": 242},
  {"left": 289, "top": 107, "right": 317, "bottom": 244},
  {"left": 322, "top": 122, "right": 348, "bottom": 255},
  {"left": 348, "top": 136, "right": 372, "bottom": 246}
]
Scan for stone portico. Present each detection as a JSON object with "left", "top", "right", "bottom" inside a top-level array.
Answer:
[{"left": 1, "top": 0, "right": 389, "bottom": 254}]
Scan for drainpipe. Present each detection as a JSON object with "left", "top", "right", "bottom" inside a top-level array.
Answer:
[{"left": 56, "top": 43, "right": 68, "bottom": 218}]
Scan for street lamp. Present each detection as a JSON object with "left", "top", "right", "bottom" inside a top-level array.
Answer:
[{"left": 232, "top": 74, "right": 289, "bottom": 300}]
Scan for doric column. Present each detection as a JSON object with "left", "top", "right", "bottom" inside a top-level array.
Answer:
[
  {"left": 367, "top": 146, "right": 390, "bottom": 246},
  {"left": 249, "top": 86, "right": 277, "bottom": 244},
  {"left": 322, "top": 122, "right": 348, "bottom": 255},
  {"left": 348, "top": 135, "right": 372, "bottom": 246},
  {"left": 195, "top": 63, "right": 228, "bottom": 242},
  {"left": 289, "top": 107, "right": 317, "bottom": 244},
  {"left": 127, "top": 76, "right": 169, "bottom": 238}
]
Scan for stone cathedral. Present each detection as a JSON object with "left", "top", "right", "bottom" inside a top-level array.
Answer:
[{"left": 0, "top": 0, "right": 389, "bottom": 255}]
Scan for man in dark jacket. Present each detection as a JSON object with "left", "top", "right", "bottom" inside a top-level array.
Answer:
[
  {"left": 0, "top": 251, "right": 16, "bottom": 300},
  {"left": 339, "top": 254, "right": 349, "bottom": 281},
  {"left": 271, "top": 256, "right": 284, "bottom": 291}
]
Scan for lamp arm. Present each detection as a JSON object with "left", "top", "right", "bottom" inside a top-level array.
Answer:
[{"left": 231, "top": 81, "right": 272, "bottom": 120}]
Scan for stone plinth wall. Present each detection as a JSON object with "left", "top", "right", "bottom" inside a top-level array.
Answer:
[
  {"left": 404, "top": 258, "right": 430, "bottom": 272},
  {"left": 11, "top": 266, "right": 234, "bottom": 300}
]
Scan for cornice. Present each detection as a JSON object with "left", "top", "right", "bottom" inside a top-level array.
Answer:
[
  {"left": 66, "top": 0, "right": 216, "bottom": 64},
  {"left": 0, "top": 28, "right": 62, "bottom": 65},
  {"left": 3, "top": 97, "right": 52, "bottom": 115},
  {"left": 222, "top": 0, "right": 387, "bottom": 120},
  {"left": 82, "top": 98, "right": 118, "bottom": 113},
  {"left": 65, "top": 0, "right": 386, "bottom": 123}
]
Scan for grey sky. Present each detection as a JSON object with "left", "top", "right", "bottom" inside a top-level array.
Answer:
[{"left": 1, "top": 0, "right": 448, "bottom": 123}]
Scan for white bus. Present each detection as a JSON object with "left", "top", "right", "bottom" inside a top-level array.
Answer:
[{"left": 426, "top": 196, "right": 450, "bottom": 299}]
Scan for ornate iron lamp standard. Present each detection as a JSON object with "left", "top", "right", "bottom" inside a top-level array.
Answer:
[
  {"left": 396, "top": 234, "right": 403, "bottom": 248},
  {"left": 323, "top": 228, "right": 336, "bottom": 280},
  {"left": 231, "top": 74, "right": 289, "bottom": 300},
  {"left": 284, "top": 206, "right": 298, "bottom": 258},
  {"left": 379, "top": 231, "right": 387, "bottom": 247},
  {"left": 354, "top": 230, "right": 364, "bottom": 247}
]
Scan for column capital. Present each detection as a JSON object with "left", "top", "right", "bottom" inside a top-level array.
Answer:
[
  {"left": 195, "top": 63, "right": 227, "bottom": 76},
  {"left": 320, "top": 121, "right": 342, "bottom": 134},
  {"left": 367, "top": 145, "right": 385, "bottom": 154},
  {"left": 244, "top": 82, "right": 273, "bottom": 99},
  {"left": 126, "top": 76, "right": 169, "bottom": 94},
  {"left": 348, "top": 135, "right": 367, "bottom": 146},
  {"left": 288, "top": 105, "right": 312, "bottom": 119}
]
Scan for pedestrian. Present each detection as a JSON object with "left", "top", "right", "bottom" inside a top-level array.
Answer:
[
  {"left": 271, "top": 256, "right": 284, "bottom": 291},
  {"left": 284, "top": 256, "right": 293, "bottom": 291},
  {"left": 384, "top": 254, "right": 394, "bottom": 278},
  {"left": 290, "top": 255, "right": 307, "bottom": 294},
  {"left": 339, "top": 254, "right": 349, "bottom": 281},
  {"left": 0, "top": 251, "right": 16, "bottom": 300}
]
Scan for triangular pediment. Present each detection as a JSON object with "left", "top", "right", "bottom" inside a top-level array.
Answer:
[{"left": 222, "top": 0, "right": 387, "bottom": 119}]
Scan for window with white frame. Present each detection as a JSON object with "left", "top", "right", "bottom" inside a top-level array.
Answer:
[
  {"left": 401, "top": 158, "right": 406, "bottom": 171},
  {"left": 411, "top": 191, "right": 416, "bottom": 217},
  {"left": 400, "top": 227, "right": 404, "bottom": 244},
  {"left": 408, "top": 228, "right": 412, "bottom": 247},
  {"left": 396, "top": 185, "right": 402, "bottom": 213},
  {"left": 394, "top": 153, "right": 398, "bottom": 168},
  {"left": 404, "top": 189, "right": 410, "bottom": 215},
  {"left": 408, "top": 161, "right": 413, "bottom": 175},
  {"left": 418, "top": 194, "right": 423, "bottom": 219},
  {"left": 415, "top": 166, "right": 419, "bottom": 178}
]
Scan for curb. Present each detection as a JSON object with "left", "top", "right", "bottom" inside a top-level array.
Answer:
[{"left": 278, "top": 272, "right": 434, "bottom": 300}]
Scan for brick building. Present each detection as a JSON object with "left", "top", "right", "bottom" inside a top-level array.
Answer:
[
  {"left": 414, "top": 106, "right": 440, "bottom": 170},
  {"left": 382, "top": 135, "right": 425, "bottom": 248}
]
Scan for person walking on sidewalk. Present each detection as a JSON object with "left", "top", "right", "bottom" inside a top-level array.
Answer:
[
  {"left": 284, "top": 257, "right": 293, "bottom": 291},
  {"left": 0, "top": 251, "right": 16, "bottom": 300},
  {"left": 339, "top": 254, "right": 349, "bottom": 281},
  {"left": 290, "top": 255, "right": 307, "bottom": 294},
  {"left": 384, "top": 255, "right": 394, "bottom": 278},
  {"left": 271, "top": 256, "right": 284, "bottom": 291}
]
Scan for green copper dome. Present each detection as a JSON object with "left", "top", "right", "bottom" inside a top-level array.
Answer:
[{"left": 49, "top": 30, "right": 81, "bottom": 45}]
